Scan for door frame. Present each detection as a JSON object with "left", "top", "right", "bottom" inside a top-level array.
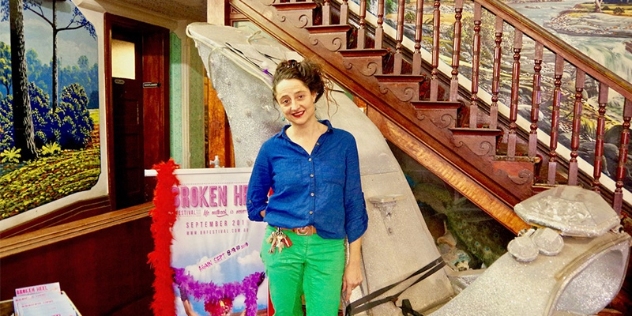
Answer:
[{"left": 104, "top": 14, "right": 170, "bottom": 210}]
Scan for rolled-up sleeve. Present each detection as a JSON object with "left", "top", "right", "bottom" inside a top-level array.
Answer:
[
  {"left": 344, "top": 137, "right": 368, "bottom": 243},
  {"left": 247, "top": 145, "right": 271, "bottom": 222}
]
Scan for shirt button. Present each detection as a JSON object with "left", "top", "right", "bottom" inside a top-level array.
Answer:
[
  {"left": 316, "top": 142, "right": 320, "bottom": 146},
  {"left": 309, "top": 211, "right": 313, "bottom": 215},
  {"left": 310, "top": 174, "right": 314, "bottom": 178},
  {"left": 308, "top": 158, "right": 312, "bottom": 162},
  {"left": 310, "top": 192, "right": 314, "bottom": 197}
]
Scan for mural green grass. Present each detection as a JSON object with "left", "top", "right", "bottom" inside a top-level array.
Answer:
[
  {"left": 89, "top": 109, "right": 99, "bottom": 125},
  {"left": 0, "top": 148, "right": 101, "bottom": 219}
]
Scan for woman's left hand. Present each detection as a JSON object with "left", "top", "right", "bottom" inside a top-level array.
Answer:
[{"left": 342, "top": 260, "right": 363, "bottom": 302}]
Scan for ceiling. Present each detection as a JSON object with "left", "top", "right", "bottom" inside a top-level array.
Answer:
[{"left": 104, "top": 0, "right": 208, "bottom": 22}]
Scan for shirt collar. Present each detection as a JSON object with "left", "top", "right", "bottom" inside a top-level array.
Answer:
[{"left": 277, "top": 120, "right": 334, "bottom": 139}]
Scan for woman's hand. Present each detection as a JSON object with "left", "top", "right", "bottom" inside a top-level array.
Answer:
[
  {"left": 260, "top": 210, "right": 265, "bottom": 217},
  {"left": 342, "top": 260, "right": 363, "bottom": 302},
  {"left": 342, "top": 238, "right": 363, "bottom": 302}
]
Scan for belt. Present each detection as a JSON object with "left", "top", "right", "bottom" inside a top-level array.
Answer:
[{"left": 280, "top": 225, "right": 317, "bottom": 236}]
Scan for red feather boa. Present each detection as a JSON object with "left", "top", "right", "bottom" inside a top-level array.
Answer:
[{"left": 148, "top": 159, "right": 180, "bottom": 315}]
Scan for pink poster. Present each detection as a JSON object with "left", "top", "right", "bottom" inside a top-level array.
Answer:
[{"left": 167, "top": 168, "right": 268, "bottom": 316}]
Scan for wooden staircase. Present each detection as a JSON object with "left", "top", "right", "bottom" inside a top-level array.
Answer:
[{"left": 229, "top": 0, "right": 632, "bottom": 233}]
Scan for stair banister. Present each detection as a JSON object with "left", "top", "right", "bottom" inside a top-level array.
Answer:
[{"left": 335, "top": 0, "right": 632, "bottom": 211}]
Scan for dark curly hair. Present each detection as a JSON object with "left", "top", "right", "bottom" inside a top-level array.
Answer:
[{"left": 272, "top": 59, "right": 328, "bottom": 104}]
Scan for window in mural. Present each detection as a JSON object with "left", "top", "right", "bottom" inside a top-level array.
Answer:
[{"left": 0, "top": 0, "right": 99, "bottom": 220}]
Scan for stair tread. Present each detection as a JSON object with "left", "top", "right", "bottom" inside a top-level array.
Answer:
[
  {"left": 451, "top": 127, "right": 503, "bottom": 136},
  {"left": 339, "top": 48, "right": 388, "bottom": 57},
  {"left": 306, "top": 25, "right": 352, "bottom": 33},
  {"left": 272, "top": 2, "right": 318, "bottom": 11},
  {"left": 374, "top": 74, "right": 427, "bottom": 82},
  {"left": 412, "top": 100, "right": 461, "bottom": 108},
  {"left": 493, "top": 155, "right": 539, "bottom": 163}
]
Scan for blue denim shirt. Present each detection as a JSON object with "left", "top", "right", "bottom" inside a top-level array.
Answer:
[{"left": 247, "top": 120, "right": 368, "bottom": 243}]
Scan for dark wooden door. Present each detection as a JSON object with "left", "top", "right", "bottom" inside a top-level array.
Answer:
[
  {"left": 106, "top": 14, "right": 170, "bottom": 210},
  {"left": 112, "top": 77, "right": 144, "bottom": 208}
]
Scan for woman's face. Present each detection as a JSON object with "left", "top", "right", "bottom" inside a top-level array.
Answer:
[{"left": 275, "top": 78, "right": 318, "bottom": 126}]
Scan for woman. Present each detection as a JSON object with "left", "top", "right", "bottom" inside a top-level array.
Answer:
[{"left": 247, "top": 58, "right": 368, "bottom": 315}]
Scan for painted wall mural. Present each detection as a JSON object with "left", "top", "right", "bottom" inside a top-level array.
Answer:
[
  {"left": 506, "top": 0, "right": 632, "bottom": 121},
  {"left": 0, "top": 0, "right": 99, "bottom": 220}
]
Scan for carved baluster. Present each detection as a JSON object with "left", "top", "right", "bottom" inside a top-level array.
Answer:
[
  {"left": 323, "top": 0, "right": 330, "bottom": 25},
  {"left": 358, "top": 0, "right": 367, "bottom": 49},
  {"left": 469, "top": 3, "right": 482, "bottom": 128},
  {"left": 529, "top": 42, "right": 543, "bottom": 157},
  {"left": 593, "top": 83, "right": 609, "bottom": 192},
  {"left": 490, "top": 16, "right": 503, "bottom": 130},
  {"left": 507, "top": 29, "right": 522, "bottom": 158},
  {"left": 449, "top": 0, "right": 463, "bottom": 101},
  {"left": 568, "top": 70, "right": 585, "bottom": 185},
  {"left": 613, "top": 99, "right": 632, "bottom": 214},
  {"left": 393, "top": 0, "right": 405, "bottom": 74},
  {"left": 547, "top": 55, "right": 564, "bottom": 185},
  {"left": 412, "top": 0, "right": 425, "bottom": 75},
  {"left": 340, "top": 0, "right": 349, "bottom": 25},
  {"left": 430, "top": 0, "right": 441, "bottom": 101},
  {"left": 376, "top": 0, "right": 385, "bottom": 49}
]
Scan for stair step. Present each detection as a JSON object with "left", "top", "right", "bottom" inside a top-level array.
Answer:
[
  {"left": 306, "top": 25, "right": 352, "bottom": 51},
  {"left": 451, "top": 127, "right": 503, "bottom": 137},
  {"left": 451, "top": 127, "right": 503, "bottom": 158},
  {"left": 339, "top": 48, "right": 389, "bottom": 58},
  {"left": 494, "top": 154, "right": 539, "bottom": 163},
  {"left": 412, "top": 101, "right": 462, "bottom": 129},
  {"left": 272, "top": 2, "right": 318, "bottom": 11},
  {"left": 306, "top": 25, "right": 351, "bottom": 34},
  {"left": 339, "top": 49, "right": 388, "bottom": 76},
  {"left": 531, "top": 183, "right": 556, "bottom": 194},
  {"left": 374, "top": 74, "right": 429, "bottom": 102},
  {"left": 272, "top": 2, "right": 319, "bottom": 27},
  {"left": 491, "top": 159, "right": 535, "bottom": 186},
  {"left": 374, "top": 74, "right": 427, "bottom": 82},
  {"left": 411, "top": 100, "right": 461, "bottom": 110}
]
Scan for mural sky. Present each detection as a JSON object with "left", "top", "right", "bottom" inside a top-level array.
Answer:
[{"left": 0, "top": 0, "right": 97, "bottom": 74}]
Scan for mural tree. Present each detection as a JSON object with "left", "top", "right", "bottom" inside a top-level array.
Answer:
[
  {"left": 29, "top": 81, "right": 56, "bottom": 147},
  {"left": 595, "top": 0, "right": 603, "bottom": 13},
  {"left": 26, "top": 49, "right": 49, "bottom": 92},
  {"left": 21, "top": 0, "right": 96, "bottom": 111},
  {"left": 5, "top": 0, "right": 37, "bottom": 161},
  {"left": 0, "top": 96, "right": 12, "bottom": 151},
  {"left": 0, "top": 42, "right": 11, "bottom": 97},
  {"left": 57, "top": 83, "right": 93, "bottom": 149}
]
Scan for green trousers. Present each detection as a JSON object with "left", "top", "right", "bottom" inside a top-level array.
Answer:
[{"left": 261, "top": 225, "right": 345, "bottom": 316}]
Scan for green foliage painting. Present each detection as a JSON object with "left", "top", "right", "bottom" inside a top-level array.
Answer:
[{"left": 0, "top": 0, "right": 100, "bottom": 220}]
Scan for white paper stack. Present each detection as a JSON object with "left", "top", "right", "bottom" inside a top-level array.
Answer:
[{"left": 12, "top": 282, "right": 78, "bottom": 316}]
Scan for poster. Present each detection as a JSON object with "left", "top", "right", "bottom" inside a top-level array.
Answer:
[{"left": 167, "top": 167, "right": 268, "bottom": 316}]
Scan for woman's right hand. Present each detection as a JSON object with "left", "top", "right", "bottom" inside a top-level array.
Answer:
[{"left": 260, "top": 210, "right": 266, "bottom": 218}]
